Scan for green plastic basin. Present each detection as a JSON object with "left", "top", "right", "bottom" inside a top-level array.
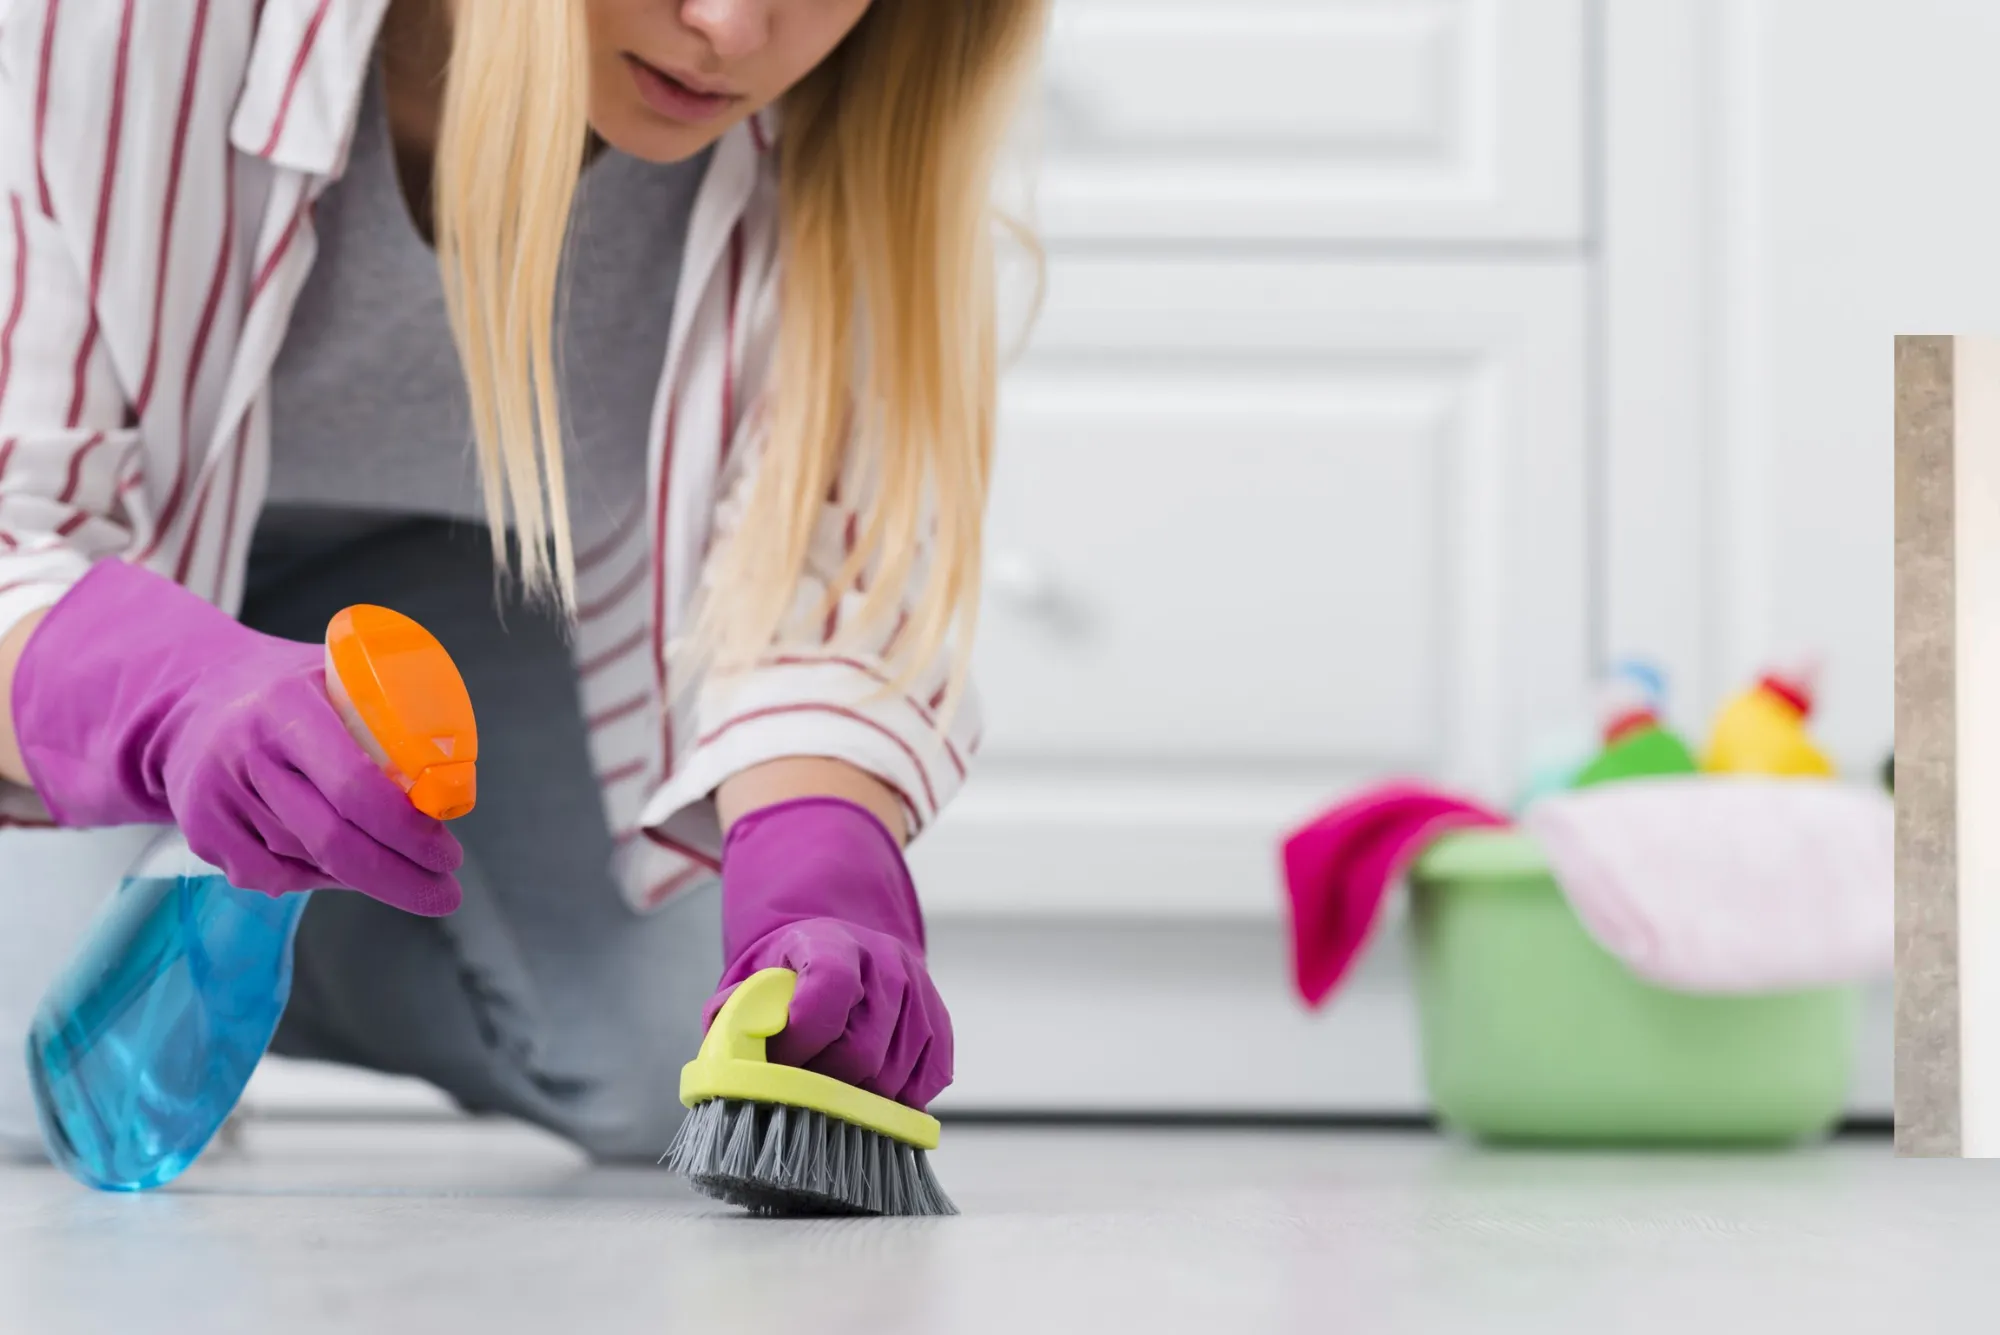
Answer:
[{"left": 1407, "top": 829, "right": 1857, "bottom": 1145}]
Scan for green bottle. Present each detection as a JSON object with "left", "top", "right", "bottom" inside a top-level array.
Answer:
[{"left": 1571, "top": 671, "right": 1699, "bottom": 789}]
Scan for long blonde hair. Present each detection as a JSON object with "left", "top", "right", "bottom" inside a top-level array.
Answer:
[{"left": 435, "top": 2, "right": 1049, "bottom": 704}]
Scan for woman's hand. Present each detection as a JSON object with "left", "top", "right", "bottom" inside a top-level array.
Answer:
[
  {"left": 11, "top": 560, "right": 462, "bottom": 915},
  {"left": 705, "top": 795, "right": 952, "bottom": 1110}
]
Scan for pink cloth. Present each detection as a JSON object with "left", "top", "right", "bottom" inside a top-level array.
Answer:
[
  {"left": 1522, "top": 776, "right": 1892, "bottom": 992},
  {"left": 1281, "top": 783, "right": 1508, "bottom": 1008}
]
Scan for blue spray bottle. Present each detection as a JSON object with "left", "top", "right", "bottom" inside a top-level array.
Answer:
[{"left": 24, "top": 605, "right": 477, "bottom": 1190}]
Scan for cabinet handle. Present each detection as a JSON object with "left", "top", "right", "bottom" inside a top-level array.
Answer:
[
  {"left": 1039, "top": 74, "right": 1094, "bottom": 144},
  {"left": 989, "top": 551, "right": 1057, "bottom": 611},
  {"left": 990, "top": 551, "right": 1093, "bottom": 638}
]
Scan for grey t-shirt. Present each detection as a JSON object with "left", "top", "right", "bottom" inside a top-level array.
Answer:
[{"left": 267, "top": 61, "right": 706, "bottom": 543}]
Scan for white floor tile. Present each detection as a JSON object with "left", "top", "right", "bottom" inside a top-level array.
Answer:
[{"left": 0, "top": 1120, "right": 1969, "bottom": 1335}]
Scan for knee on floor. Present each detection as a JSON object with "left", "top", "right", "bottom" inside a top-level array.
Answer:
[{"left": 551, "top": 1052, "right": 703, "bottom": 1165}]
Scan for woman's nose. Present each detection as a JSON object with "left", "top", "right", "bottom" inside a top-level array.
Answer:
[{"left": 677, "top": 0, "right": 772, "bottom": 61}]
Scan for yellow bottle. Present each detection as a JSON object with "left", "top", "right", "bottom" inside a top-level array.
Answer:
[{"left": 1702, "top": 664, "right": 1836, "bottom": 778}]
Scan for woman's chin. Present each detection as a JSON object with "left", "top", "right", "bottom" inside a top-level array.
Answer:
[{"left": 589, "top": 100, "right": 739, "bottom": 165}]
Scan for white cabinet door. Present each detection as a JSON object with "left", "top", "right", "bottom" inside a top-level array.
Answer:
[
  {"left": 1033, "top": 0, "right": 1588, "bottom": 243},
  {"left": 914, "top": 257, "right": 1590, "bottom": 919}
]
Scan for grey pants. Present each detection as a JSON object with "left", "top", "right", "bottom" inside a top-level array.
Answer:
[{"left": 241, "top": 511, "right": 721, "bottom": 1162}]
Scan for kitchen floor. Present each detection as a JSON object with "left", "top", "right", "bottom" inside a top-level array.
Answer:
[{"left": 0, "top": 1115, "right": 1983, "bottom": 1334}]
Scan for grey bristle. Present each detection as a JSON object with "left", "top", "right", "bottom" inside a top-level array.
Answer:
[
  {"left": 866, "top": 1126, "right": 887, "bottom": 1214},
  {"left": 803, "top": 1106, "right": 830, "bottom": 1198},
  {"left": 786, "top": 1102, "right": 816, "bottom": 1194},
  {"left": 751, "top": 1103, "right": 789, "bottom": 1181},
  {"left": 828, "top": 1118, "right": 852, "bottom": 1206},
  {"left": 856, "top": 1121, "right": 874, "bottom": 1208},
  {"left": 851, "top": 1120, "right": 872, "bottom": 1205},
  {"left": 664, "top": 1096, "right": 958, "bottom": 1219},
  {"left": 718, "top": 1100, "right": 761, "bottom": 1177},
  {"left": 889, "top": 1143, "right": 913, "bottom": 1215},
  {"left": 659, "top": 1098, "right": 724, "bottom": 1177}
]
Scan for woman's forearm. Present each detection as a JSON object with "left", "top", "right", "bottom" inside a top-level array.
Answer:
[
  {"left": 716, "top": 757, "right": 909, "bottom": 845},
  {"left": 2, "top": 608, "right": 909, "bottom": 840},
  {"left": 0, "top": 610, "right": 47, "bottom": 787}
]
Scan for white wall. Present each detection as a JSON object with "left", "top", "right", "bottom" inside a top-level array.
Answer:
[{"left": 1956, "top": 337, "right": 2000, "bottom": 1157}]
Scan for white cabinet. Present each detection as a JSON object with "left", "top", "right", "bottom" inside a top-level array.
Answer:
[
  {"left": 1035, "top": 0, "right": 1588, "bottom": 242},
  {"left": 922, "top": 0, "right": 1895, "bottom": 1119},
  {"left": 982, "top": 260, "right": 1586, "bottom": 774},
  {"left": 918, "top": 259, "right": 1588, "bottom": 918}
]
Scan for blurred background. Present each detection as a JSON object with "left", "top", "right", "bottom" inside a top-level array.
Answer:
[
  {"left": 911, "top": 0, "right": 1907, "bottom": 1125},
  {"left": 239, "top": 0, "right": 1959, "bottom": 1127}
]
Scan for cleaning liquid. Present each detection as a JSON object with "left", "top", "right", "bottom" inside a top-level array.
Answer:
[
  {"left": 1570, "top": 661, "right": 1698, "bottom": 789},
  {"left": 26, "top": 841, "right": 305, "bottom": 1190},
  {"left": 25, "top": 606, "right": 476, "bottom": 1191},
  {"left": 1702, "top": 662, "right": 1836, "bottom": 778}
]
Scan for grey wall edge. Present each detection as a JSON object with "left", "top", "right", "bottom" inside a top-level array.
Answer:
[{"left": 1895, "top": 333, "right": 1959, "bottom": 1156}]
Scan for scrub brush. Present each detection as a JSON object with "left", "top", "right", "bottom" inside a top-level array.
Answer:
[{"left": 662, "top": 967, "right": 956, "bottom": 1217}]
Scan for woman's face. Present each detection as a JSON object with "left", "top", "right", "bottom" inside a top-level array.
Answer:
[{"left": 582, "top": 0, "right": 874, "bottom": 161}]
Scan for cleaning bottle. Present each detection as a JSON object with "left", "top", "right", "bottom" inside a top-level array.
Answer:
[
  {"left": 1515, "top": 723, "right": 1597, "bottom": 810},
  {"left": 25, "top": 606, "right": 476, "bottom": 1191},
  {"left": 1702, "top": 660, "right": 1836, "bottom": 778},
  {"left": 1514, "top": 660, "right": 1662, "bottom": 805},
  {"left": 1570, "top": 661, "right": 1699, "bottom": 788}
]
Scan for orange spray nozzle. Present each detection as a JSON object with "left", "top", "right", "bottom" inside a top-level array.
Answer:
[{"left": 323, "top": 605, "right": 478, "bottom": 821}]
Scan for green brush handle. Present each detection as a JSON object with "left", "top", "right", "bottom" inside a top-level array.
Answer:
[
  {"left": 703, "top": 965, "right": 795, "bottom": 1065},
  {"left": 681, "top": 967, "right": 943, "bottom": 1151}
]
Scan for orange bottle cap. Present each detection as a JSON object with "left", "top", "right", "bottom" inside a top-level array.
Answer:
[{"left": 325, "top": 605, "right": 478, "bottom": 821}]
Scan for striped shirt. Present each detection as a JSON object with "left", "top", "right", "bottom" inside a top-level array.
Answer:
[{"left": 0, "top": 0, "right": 980, "bottom": 912}]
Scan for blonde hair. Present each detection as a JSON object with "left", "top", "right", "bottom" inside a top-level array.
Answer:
[
  {"left": 434, "top": 1, "right": 591, "bottom": 611},
  {"left": 435, "top": 1, "right": 1050, "bottom": 703}
]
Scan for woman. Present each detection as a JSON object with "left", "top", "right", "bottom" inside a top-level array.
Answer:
[{"left": 0, "top": 0, "right": 1044, "bottom": 1161}]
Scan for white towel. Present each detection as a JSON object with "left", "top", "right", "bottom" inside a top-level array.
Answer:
[{"left": 1522, "top": 777, "right": 1891, "bottom": 993}]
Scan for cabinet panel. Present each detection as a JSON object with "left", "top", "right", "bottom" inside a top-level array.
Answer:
[
  {"left": 1033, "top": 0, "right": 1587, "bottom": 242},
  {"left": 976, "top": 258, "right": 1590, "bottom": 796}
]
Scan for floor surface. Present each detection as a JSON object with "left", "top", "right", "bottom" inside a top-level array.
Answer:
[{"left": 0, "top": 1119, "right": 1981, "bottom": 1334}]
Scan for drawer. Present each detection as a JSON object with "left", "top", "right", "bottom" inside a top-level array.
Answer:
[
  {"left": 976, "top": 257, "right": 1590, "bottom": 798},
  {"left": 1030, "top": 0, "right": 1588, "bottom": 244}
]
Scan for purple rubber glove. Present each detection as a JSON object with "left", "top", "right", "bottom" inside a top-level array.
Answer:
[
  {"left": 12, "top": 559, "right": 462, "bottom": 915},
  {"left": 705, "top": 796, "right": 952, "bottom": 1110}
]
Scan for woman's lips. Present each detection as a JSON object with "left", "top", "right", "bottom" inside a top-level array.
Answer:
[{"left": 625, "top": 55, "right": 739, "bottom": 125}]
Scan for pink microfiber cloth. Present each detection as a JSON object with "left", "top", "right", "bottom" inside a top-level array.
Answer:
[
  {"left": 1521, "top": 776, "right": 1892, "bottom": 992},
  {"left": 1281, "top": 782, "right": 1507, "bottom": 1008}
]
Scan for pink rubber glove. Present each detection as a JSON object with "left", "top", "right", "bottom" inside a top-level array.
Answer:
[
  {"left": 704, "top": 796, "right": 951, "bottom": 1110},
  {"left": 12, "top": 559, "right": 462, "bottom": 915}
]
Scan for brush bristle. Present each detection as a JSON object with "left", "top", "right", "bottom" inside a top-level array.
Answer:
[{"left": 662, "top": 1098, "right": 957, "bottom": 1218}]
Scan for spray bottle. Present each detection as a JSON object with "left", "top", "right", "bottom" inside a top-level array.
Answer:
[
  {"left": 25, "top": 606, "right": 476, "bottom": 1191},
  {"left": 1702, "top": 659, "right": 1836, "bottom": 778}
]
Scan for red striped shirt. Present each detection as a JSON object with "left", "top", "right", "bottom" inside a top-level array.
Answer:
[{"left": 0, "top": 2, "right": 983, "bottom": 896}]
